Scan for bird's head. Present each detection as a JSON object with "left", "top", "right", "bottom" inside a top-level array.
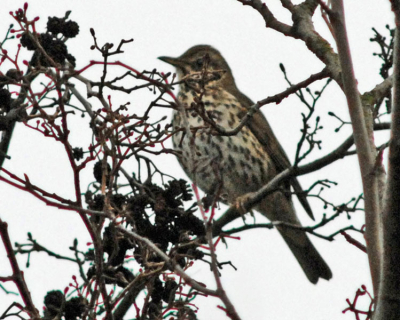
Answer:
[{"left": 158, "top": 45, "right": 236, "bottom": 89}]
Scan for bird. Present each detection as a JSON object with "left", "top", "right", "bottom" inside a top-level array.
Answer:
[{"left": 158, "top": 45, "right": 332, "bottom": 284}]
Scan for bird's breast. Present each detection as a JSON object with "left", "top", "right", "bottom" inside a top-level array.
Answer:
[{"left": 171, "top": 86, "right": 275, "bottom": 202}]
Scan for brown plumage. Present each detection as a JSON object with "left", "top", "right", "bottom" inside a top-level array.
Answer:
[{"left": 159, "top": 45, "right": 332, "bottom": 284}]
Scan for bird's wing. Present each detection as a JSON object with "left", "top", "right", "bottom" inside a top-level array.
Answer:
[{"left": 235, "top": 91, "right": 314, "bottom": 220}]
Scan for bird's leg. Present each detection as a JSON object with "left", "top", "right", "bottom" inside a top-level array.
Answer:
[{"left": 234, "top": 191, "right": 258, "bottom": 221}]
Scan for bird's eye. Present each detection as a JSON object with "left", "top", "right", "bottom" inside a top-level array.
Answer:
[{"left": 196, "top": 58, "right": 203, "bottom": 68}]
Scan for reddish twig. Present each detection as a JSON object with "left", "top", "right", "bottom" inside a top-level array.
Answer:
[
  {"left": 0, "top": 219, "right": 40, "bottom": 319},
  {"left": 341, "top": 231, "right": 367, "bottom": 253}
]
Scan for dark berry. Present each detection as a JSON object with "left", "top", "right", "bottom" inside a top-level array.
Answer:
[
  {"left": 151, "top": 277, "right": 164, "bottom": 304},
  {"left": 31, "top": 34, "right": 66, "bottom": 67},
  {"left": 33, "top": 33, "right": 69, "bottom": 65},
  {"left": 114, "top": 266, "right": 135, "bottom": 287},
  {"left": 47, "top": 17, "right": 64, "bottom": 34},
  {"left": 127, "top": 194, "right": 151, "bottom": 212},
  {"left": 111, "top": 193, "right": 126, "bottom": 210},
  {"left": 20, "top": 32, "right": 36, "bottom": 50},
  {"left": 85, "top": 248, "right": 95, "bottom": 261},
  {"left": 64, "top": 297, "right": 86, "bottom": 320},
  {"left": 5, "top": 69, "right": 22, "bottom": 81},
  {"left": 162, "top": 280, "right": 178, "bottom": 303},
  {"left": 91, "top": 194, "right": 104, "bottom": 211},
  {"left": 39, "top": 33, "right": 53, "bottom": 49},
  {"left": 177, "top": 307, "right": 197, "bottom": 320},
  {"left": 0, "top": 88, "right": 11, "bottom": 112},
  {"left": 93, "top": 161, "right": 111, "bottom": 184},
  {"left": 176, "top": 213, "right": 205, "bottom": 236},
  {"left": 0, "top": 75, "right": 7, "bottom": 88},
  {"left": 102, "top": 226, "right": 117, "bottom": 256},
  {"left": 72, "top": 147, "right": 83, "bottom": 161},
  {"left": 44, "top": 290, "right": 64, "bottom": 309},
  {"left": 46, "top": 39, "right": 68, "bottom": 64},
  {"left": 30, "top": 51, "right": 48, "bottom": 67},
  {"left": 66, "top": 53, "right": 76, "bottom": 67},
  {"left": 147, "top": 301, "right": 161, "bottom": 318},
  {"left": 62, "top": 21, "right": 79, "bottom": 38},
  {"left": 86, "top": 266, "right": 95, "bottom": 280}
]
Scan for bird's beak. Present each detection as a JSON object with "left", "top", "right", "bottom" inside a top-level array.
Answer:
[{"left": 158, "top": 56, "right": 186, "bottom": 69}]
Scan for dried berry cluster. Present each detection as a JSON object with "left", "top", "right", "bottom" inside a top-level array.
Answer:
[
  {"left": 80, "top": 163, "right": 205, "bottom": 317},
  {"left": 46, "top": 16, "right": 79, "bottom": 38},
  {"left": 126, "top": 179, "right": 205, "bottom": 252},
  {"left": 86, "top": 162, "right": 205, "bottom": 275},
  {"left": 0, "top": 85, "right": 11, "bottom": 113},
  {"left": 20, "top": 14, "right": 78, "bottom": 67},
  {"left": 4, "top": 7, "right": 204, "bottom": 319},
  {"left": 147, "top": 277, "right": 179, "bottom": 318},
  {"left": 0, "top": 69, "right": 24, "bottom": 116},
  {"left": 43, "top": 290, "right": 87, "bottom": 320},
  {"left": 43, "top": 173, "right": 204, "bottom": 318}
]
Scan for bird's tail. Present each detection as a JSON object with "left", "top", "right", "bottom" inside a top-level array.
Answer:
[
  {"left": 259, "top": 193, "right": 332, "bottom": 284},
  {"left": 277, "top": 227, "right": 332, "bottom": 284}
]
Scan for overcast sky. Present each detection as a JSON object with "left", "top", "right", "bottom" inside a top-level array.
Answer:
[{"left": 0, "top": 1, "right": 394, "bottom": 319}]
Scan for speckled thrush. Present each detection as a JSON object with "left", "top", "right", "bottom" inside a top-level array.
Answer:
[{"left": 159, "top": 45, "right": 332, "bottom": 284}]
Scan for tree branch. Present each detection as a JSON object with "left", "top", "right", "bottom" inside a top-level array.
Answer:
[
  {"left": 375, "top": 1, "right": 400, "bottom": 317},
  {"left": 0, "top": 219, "right": 40, "bottom": 319},
  {"left": 330, "top": 0, "right": 383, "bottom": 297}
]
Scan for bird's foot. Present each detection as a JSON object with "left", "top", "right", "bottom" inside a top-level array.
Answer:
[{"left": 234, "top": 192, "right": 256, "bottom": 218}]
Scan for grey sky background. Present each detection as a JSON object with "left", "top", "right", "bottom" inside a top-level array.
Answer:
[{"left": 0, "top": 1, "right": 393, "bottom": 319}]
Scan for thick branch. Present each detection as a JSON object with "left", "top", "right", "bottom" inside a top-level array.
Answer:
[
  {"left": 375, "top": 2, "right": 400, "bottom": 318},
  {"left": 239, "top": 0, "right": 342, "bottom": 85},
  {"left": 362, "top": 75, "right": 393, "bottom": 107},
  {"left": 331, "top": 0, "right": 382, "bottom": 296}
]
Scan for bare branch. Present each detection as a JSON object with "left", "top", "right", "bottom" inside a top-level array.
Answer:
[
  {"left": 331, "top": 0, "right": 383, "bottom": 296},
  {"left": 116, "top": 226, "right": 218, "bottom": 297},
  {"left": 237, "top": 0, "right": 293, "bottom": 35},
  {"left": 375, "top": 1, "right": 400, "bottom": 317},
  {"left": 0, "top": 219, "right": 40, "bottom": 319}
]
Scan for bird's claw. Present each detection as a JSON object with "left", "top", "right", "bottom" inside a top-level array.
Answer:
[{"left": 234, "top": 192, "right": 255, "bottom": 217}]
